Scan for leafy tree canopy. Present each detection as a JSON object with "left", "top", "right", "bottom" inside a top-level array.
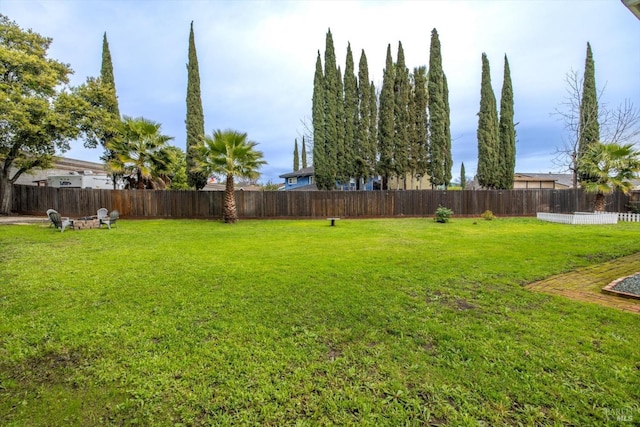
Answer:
[
  {"left": 106, "top": 116, "right": 174, "bottom": 189},
  {"left": 0, "top": 14, "right": 117, "bottom": 214}
]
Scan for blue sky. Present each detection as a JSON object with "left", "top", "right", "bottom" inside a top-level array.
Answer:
[{"left": 3, "top": 0, "right": 639, "bottom": 184}]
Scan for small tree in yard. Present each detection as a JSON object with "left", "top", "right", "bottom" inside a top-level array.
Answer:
[
  {"left": 578, "top": 142, "right": 640, "bottom": 212},
  {"left": 196, "top": 130, "right": 266, "bottom": 223},
  {"left": 435, "top": 206, "right": 453, "bottom": 223}
]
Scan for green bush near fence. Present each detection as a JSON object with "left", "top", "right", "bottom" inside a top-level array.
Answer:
[{"left": 1, "top": 218, "right": 639, "bottom": 425}]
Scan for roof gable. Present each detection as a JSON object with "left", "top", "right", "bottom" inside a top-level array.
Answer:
[{"left": 279, "top": 166, "right": 314, "bottom": 179}]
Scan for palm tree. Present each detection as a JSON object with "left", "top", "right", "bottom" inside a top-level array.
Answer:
[
  {"left": 578, "top": 142, "right": 640, "bottom": 211},
  {"left": 106, "top": 116, "right": 174, "bottom": 189},
  {"left": 196, "top": 129, "right": 266, "bottom": 223}
]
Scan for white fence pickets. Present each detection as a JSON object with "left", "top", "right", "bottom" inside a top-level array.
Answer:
[
  {"left": 537, "top": 212, "right": 640, "bottom": 224},
  {"left": 618, "top": 212, "right": 640, "bottom": 222},
  {"left": 537, "top": 212, "right": 619, "bottom": 224}
]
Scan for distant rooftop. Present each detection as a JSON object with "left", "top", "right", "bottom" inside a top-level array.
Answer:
[
  {"left": 622, "top": 0, "right": 640, "bottom": 20},
  {"left": 514, "top": 173, "right": 574, "bottom": 188},
  {"left": 279, "top": 166, "right": 314, "bottom": 179}
]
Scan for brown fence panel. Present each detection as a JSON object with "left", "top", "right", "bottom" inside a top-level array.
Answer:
[{"left": 11, "top": 185, "right": 636, "bottom": 219}]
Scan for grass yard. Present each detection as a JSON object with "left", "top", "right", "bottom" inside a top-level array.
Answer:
[{"left": 1, "top": 218, "right": 639, "bottom": 426}]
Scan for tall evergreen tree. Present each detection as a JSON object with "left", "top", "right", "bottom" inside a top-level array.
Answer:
[
  {"left": 335, "top": 65, "right": 347, "bottom": 185},
  {"left": 578, "top": 42, "right": 600, "bottom": 184},
  {"left": 498, "top": 55, "right": 516, "bottom": 189},
  {"left": 368, "top": 81, "right": 378, "bottom": 175},
  {"left": 476, "top": 53, "right": 500, "bottom": 189},
  {"left": 301, "top": 136, "right": 308, "bottom": 168},
  {"left": 185, "top": 21, "right": 207, "bottom": 190},
  {"left": 293, "top": 138, "right": 300, "bottom": 171},
  {"left": 101, "top": 32, "right": 120, "bottom": 118},
  {"left": 460, "top": 162, "right": 467, "bottom": 189},
  {"left": 343, "top": 43, "right": 358, "bottom": 186},
  {"left": 356, "top": 50, "right": 372, "bottom": 188},
  {"left": 427, "top": 28, "right": 451, "bottom": 188},
  {"left": 312, "top": 51, "right": 326, "bottom": 186},
  {"left": 378, "top": 44, "right": 395, "bottom": 189},
  {"left": 317, "top": 29, "right": 339, "bottom": 190},
  {"left": 442, "top": 73, "right": 452, "bottom": 187},
  {"left": 100, "top": 32, "right": 123, "bottom": 189},
  {"left": 410, "top": 66, "right": 428, "bottom": 185},
  {"left": 393, "top": 41, "right": 410, "bottom": 189}
]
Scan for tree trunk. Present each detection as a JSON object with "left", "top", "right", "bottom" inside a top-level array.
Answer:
[
  {"left": 137, "top": 170, "right": 145, "bottom": 189},
  {"left": 223, "top": 174, "right": 237, "bottom": 223},
  {"left": 594, "top": 192, "right": 606, "bottom": 212},
  {"left": 0, "top": 172, "right": 12, "bottom": 215}
]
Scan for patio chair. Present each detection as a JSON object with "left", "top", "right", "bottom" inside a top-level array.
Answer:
[
  {"left": 46, "top": 209, "right": 56, "bottom": 228},
  {"left": 97, "top": 208, "right": 108, "bottom": 222},
  {"left": 100, "top": 210, "right": 119, "bottom": 230},
  {"left": 47, "top": 210, "right": 74, "bottom": 232}
]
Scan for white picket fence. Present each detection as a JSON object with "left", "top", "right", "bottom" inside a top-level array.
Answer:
[
  {"left": 537, "top": 212, "right": 640, "bottom": 224},
  {"left": 617, "top": 212, "right": 640, "bottom": 222}
]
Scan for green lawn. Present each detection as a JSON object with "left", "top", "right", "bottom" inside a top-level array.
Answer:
[{"left": 1, "top": 218, "right": 639, "bottom": 426}]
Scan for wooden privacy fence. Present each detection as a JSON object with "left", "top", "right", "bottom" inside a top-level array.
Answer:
[{"left": 11, "top": 185, "right": 633, "bottom": 219}]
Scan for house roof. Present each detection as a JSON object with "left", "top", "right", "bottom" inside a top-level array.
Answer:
[
  {"left": 623, "top": 0, "right": 640, "bottom": 19},
  {"left": 288, "top": 183, "right": 318, "bottom": 191},
  {"left": 5, "top": 156, "right": 108, "bottom": 186},
  {"left": 279, "top": 166, "right": 314, "bottom": 179},
  {"left": 514, "top": 173, "right": 573, "bottom": 188}
]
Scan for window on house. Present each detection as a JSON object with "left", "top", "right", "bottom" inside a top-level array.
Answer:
[
  {"left": 288, "top": 177, "right": 297, "bottom": 185},
  {"left": 309, "top": 176, "right": 314, "bottom": 184}
]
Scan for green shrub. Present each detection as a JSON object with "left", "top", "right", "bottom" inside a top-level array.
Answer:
[
  {"left": 481, "top": 210, "right": 495, "bottom": 220},
  {"left": 435, "top": 205, "right": 453, "bottom": 223}
]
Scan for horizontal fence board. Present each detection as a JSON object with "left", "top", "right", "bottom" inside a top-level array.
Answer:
[{"left": 11, "top": 185, "right": 635, "bottom": 220}]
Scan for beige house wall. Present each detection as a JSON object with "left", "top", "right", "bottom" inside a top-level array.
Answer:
[
  {"left": 388, "top": 173, "right": 432, "bottom": 190},
  {"left": 513, "top": 180, "right": 570, "bottom": 190}
]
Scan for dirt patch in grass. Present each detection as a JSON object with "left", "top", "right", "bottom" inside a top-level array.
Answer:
[
  {"left": 326, "top": 347, "right": 342, "bottom": 361},
  {"left": 5, "top": 347, "right": 94, "bottom": 385},
  {"left": 455, "top": 299, "right": 476, "bottom": 311}
]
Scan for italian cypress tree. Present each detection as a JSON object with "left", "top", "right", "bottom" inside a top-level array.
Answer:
[
  {"left": 368, "top": 81, "right": 378, "bottom": 174},
  {"left": 335, "top": 65, "right": 347, "bottom": 186},
  {"left": 100, "top": 32, "right": 123, "bottom": 189},
  {"left": 101, "top": 32, "right": 120, "bottom": 118},
  {"left": 185, "top": 21, "right": 208, "bottom": 190},
  {"left": 378, "top": 44, "right": 395, "bottom": 190},
  {"left": 369, "top": 81, "right": 378, "bottom": 156},
  {"left": 499, "top": 55, "right": 516, "bottom": 189},
  {"left": 343, "top": 43, "right": 358, "bottom": 186},
  {"left": 411, "top": 66, "right": 428, "bottom": 185},
  {"left": 356, "top": 51, "right": 378, "bottom": 189},
  {"left": 427, "top": 28, "right": 449, "bottom": 188},
  {"left": 312, "top": 51, "right": 326, "bottom": 187},
  {"left": 356, "top": 49, "right": 372, "bottom": 188},
  {"left": 477, "top": 53, "right": 500, "bottom": 189},
  {"left": 578, "top": 42, "right": 599, "bottom": 184},
  {"left": 393, "top": 41, "right": 410, "bottom": 189},
  {"left": 293, "top": 138, "right": 300, "bottom": 171},
  {"left": 301, "top": 136, "right": 308, "bottom": 168},
  {"left": 319, "top": 29, "right": 339, "bottom": 190},
  {"left": 442, "top": 73, "right": 452, "bottom": 187},
  {"left": 460, "top": 162, "right": 467, "bottom": 189}
]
